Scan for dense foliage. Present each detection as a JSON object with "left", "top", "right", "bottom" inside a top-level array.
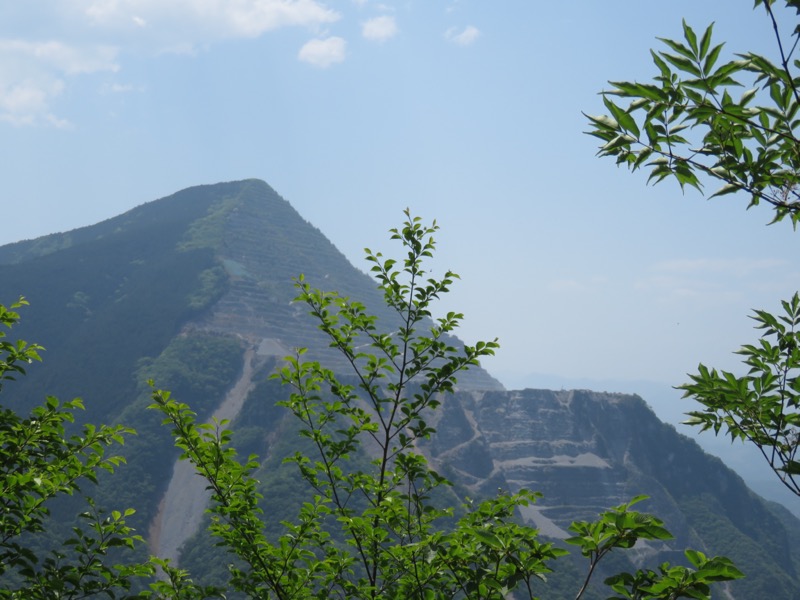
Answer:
[
  {"left": 682, "top": 295, "right": 800, "bottom": 497},
  {"left": 149, "top": 211, "right": 741, "bottom": 599},
  {"left": 587, "top": 0, "right": 800, "bottom": 506},
  {"left": 0, "top": 212, "right": 746, "bottom": 598},
  {"left": 0, "top": 299, "right": 149, "bottom": 598},
  {"left": 587, "top": 0, "right": 800, "bottom": 224}
]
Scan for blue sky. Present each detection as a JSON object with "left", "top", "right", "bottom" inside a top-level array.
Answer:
[{"left": 2, "top": 0, "right": 798, "bottom": 445}]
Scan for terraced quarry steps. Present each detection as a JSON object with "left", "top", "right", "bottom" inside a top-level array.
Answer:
[
  {"left": 190, "top": 180, "right": 503, "bottom": 390},
  {"left": 423, "top": 389, "right": 688, "bottom": 541}
]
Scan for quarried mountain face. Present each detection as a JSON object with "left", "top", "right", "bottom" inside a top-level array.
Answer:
[
  {"left": 420, "top": 388, "right": 800, "bottom": 598},
  {"left": 1, "top": 179, "right": 798, "bottom": 598}
]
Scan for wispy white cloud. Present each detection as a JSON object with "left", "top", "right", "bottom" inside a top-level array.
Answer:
[
  {"left": 298, "top": 36, "right": 346, "bottom": 68},
  {"left": 546, "top": 275, "right": 608, "bottom": 294},
  {"left": 80, "top": 1, "right": 346, "bottom": 71},
  {"left": 445, "top": 25, "right": 480, "bottom": 46},
  {"left": 0, "top": 1, "right": 342, "bottom": 127},
  {"left": 362, "top": 15, "right": 397, "bottom": 42},
  {"left": 0, "top": 40, "right": 118, "bottom": 127},
  {"left": 546, "top": 279, "right": 587, "bottom": 293},
  {"left": 651, "top": 257, "right": 787, "bottom": 276},
  {"left": 83, "top": 0, "right": 340, "bottom": 39},
  {"left": 635, "top": 274, "right": 721, "bottom": 296},
  {"left": 0, "top": 40, "right": 119, "bottom": 75},
  {"left": 0, "top": 79, "right": 63, "bottom": 126},
  {"left": 156, "top": 42, "right": 201, "bottom": 57},
  {"left": 100, "top": 81, "right": 145, "bottom": 94},
  {"left": 634, "top": 257, "right": 791, "bottom": 305},
  {"left": 634, "top": 275, "right": 747, "bottom": 310}
]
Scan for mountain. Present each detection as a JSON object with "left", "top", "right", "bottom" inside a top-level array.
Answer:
[
  {"left": 422, "top": 388, "right": 800, "bottom": 597},
  {"left": 1, "top": 179, "right": 798, "bottom": 598}
]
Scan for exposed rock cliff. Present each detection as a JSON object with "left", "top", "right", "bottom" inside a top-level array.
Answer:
[{"left": 419, "top": 388, "right": 799, "bottom": 597}]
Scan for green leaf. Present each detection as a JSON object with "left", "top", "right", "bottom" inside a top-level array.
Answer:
[
  {"left": 658, "top": 36, "right": 697, "bottom": 62},
  {"left": 650, "top": 49, "right": 672, "bottom": 80},
  {"left": 703, "top": 42, "right": 725, "bottom": 74},
  {"left": 698, "top": 22, "right": 715, "bottom": 60},
  {"left": 603, "top": 96, "right": 641, "bottom": 137},
  {"left": 709, "top": 182, "right": 740, "bottom": 198},
  {"left": 661, "top": 51, "right": 702, "bottom": 77},
  {"left": 683, "top": 19, "right": 699, "bottom": 55},
  {"left": 608, "top": 81, "right": 668, "bottom": 102}
]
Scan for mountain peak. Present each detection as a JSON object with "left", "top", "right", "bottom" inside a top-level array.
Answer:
[
  {"left": 0, "top": 179, "right": 270, "bottom": 265},
  {"left": 0, "top": 179, "right": 502, "bottom": 391}
]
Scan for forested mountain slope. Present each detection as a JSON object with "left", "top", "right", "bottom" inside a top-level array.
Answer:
[{"left": 1, "top": 179, "right": 797, "bottom": 598}]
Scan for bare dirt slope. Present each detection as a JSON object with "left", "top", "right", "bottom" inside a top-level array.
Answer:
[{"left": 149, "top": 346, "right": 257, "bottom": 563}]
